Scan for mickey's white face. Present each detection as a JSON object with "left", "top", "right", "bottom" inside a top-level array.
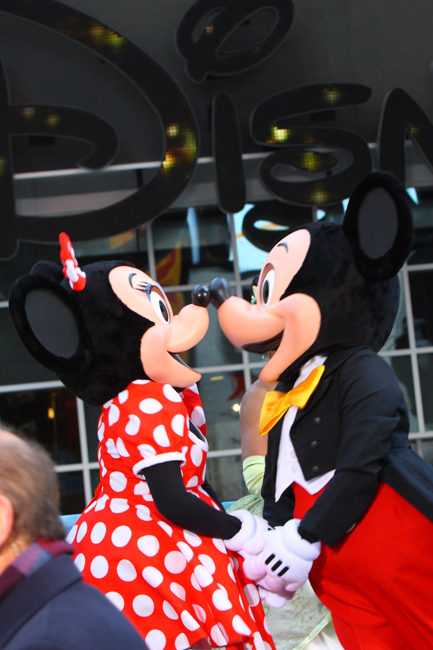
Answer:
[
  {"left": 216, "top": 229, "right": 322, "bottom": 382},
  {"left": 109, "top": 266, "right": 209, "bottom": 387}
]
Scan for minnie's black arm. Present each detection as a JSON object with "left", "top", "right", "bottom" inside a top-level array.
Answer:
[{"left": 141, "top": 461, "right": 241, "bottom": 538}]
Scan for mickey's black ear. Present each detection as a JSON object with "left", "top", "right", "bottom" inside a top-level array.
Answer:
[
  {"left": 9, "top": 274, "right": 93, "bottom": 375},
  {"left": 342, "top": 171, "right": 413, "bottom": 281}
]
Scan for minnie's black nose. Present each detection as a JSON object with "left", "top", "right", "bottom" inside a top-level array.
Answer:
[{"left": 191, "top": 285, "right": 211, "bottom": 307}]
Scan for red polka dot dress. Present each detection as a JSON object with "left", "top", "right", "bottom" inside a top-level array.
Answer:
[{"left": 69, "top": 380, "right": 275, "bottom": 650}]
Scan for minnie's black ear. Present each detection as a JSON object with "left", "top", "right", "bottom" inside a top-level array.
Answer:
[
  {"left": 342, "top": 171, "right": 413, "bottom": 281},
  {"left": 9, "top": 273, "right": 93, "bottom": 375}
]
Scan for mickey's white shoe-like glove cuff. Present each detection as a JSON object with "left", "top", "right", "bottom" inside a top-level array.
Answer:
[{"left": 224, "top": 510, "right": 269, "bottom": 552}]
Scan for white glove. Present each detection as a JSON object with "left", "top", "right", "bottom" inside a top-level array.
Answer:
[
  {"left": 224, "top": 509, "right": 270, "bottom": 552},
  {"left": 244, "top": 519, "right": 321, "bottom": 592},
  {"left": 257, "top": 577, "right": 294, "bottom": 608}
]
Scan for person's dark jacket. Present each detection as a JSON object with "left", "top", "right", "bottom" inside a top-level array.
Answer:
[
  {"left": 0, "top": 554, "right": 149, "bottom": 650},
  {"left": 262, "top": 347, "right": 433, "bottom": 547}
]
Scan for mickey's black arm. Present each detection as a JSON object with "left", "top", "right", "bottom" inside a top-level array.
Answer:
[{"left": 141, "top": 461, "right": 241, "bottom": 538}]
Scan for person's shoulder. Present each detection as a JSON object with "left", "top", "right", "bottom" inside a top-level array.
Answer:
[{"left": 45, "top": 578, "right": 147, "bottom": 649}]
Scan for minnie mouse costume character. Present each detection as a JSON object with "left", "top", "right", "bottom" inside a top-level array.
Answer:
[
  {"left": 9, "top": 235, "right": 276, "bottom": 650},
  {"left": 209, "top": 172, "right": 433, "bottom": 649}
]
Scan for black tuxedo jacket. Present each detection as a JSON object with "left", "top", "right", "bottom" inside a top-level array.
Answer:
[
  {"left": 262, "top": 347, "right": 433, "bottom": 547},
  {"left": 0, "top": 554, "right": 148, "bottom": 650}
]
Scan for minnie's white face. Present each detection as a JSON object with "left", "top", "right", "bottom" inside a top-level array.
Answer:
[{"left": 109, "top": 266, "right": 209, "bottom": 387}]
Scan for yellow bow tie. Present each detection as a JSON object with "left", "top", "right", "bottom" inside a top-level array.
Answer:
[{"left": 259, "top": 365, "right": 325, "bottom": 436}]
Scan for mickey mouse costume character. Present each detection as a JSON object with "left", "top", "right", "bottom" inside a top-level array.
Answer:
[
  {"left": 8, "top": 235, "right": 277, "bottom": 650},
  {"left": 209, "top": 172, "right": 433, "bottom": 649}
]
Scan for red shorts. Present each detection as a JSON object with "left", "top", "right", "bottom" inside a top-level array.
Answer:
[{"left": 293, "top": 482, "right": 433, "bottom": 649}]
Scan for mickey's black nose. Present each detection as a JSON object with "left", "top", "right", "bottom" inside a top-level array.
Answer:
[
  {"left": 191, "top": 285, "right": 210, "bottom": 307},
  {"left": 209, "top": 277, "right": 231, "bottom": 308}
]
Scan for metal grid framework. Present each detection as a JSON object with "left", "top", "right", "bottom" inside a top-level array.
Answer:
[{"left": 1, "top": 213, "right": 432, "bottom": 506}]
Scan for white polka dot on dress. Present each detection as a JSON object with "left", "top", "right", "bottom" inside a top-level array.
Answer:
[
  {"left": 157, "top": 520, "right": 173, "bottom": 536},
  {"left": 90, "top": 521, "right": 107, "bottom": 544},
  {"left": 117, "top": 559, "right": 137, "bottom": 582},
  {"left": 137, "top": 443, "right": 157, "bottom": 459},
  {"left": 170, "top": 582, "right": 186, "bottom": 600},
  {"left": 125, "top": 414, "right": 140, "bottom": 436},
  {"left": 212, "top": 537, "right": 226, "bottom": 553},
  {"left": 212, "top": 588, "right": 232, "bottom": 611},
  {"left": 153, "top": 424, "right": 171, "bottom": 447},
  {"left": 95, "top": 494, "right": 109, "bottom": 511},
  {"left": 109, "top": 471, "right": 127, "bottom": 492},
  {"left": 116, "top": 437, "right": 130, "bottom": 457},
  {"left": 108, "top": 404, "right": 120, "bottom": 426},
  {"left": 66, "top": 524, "right": 78, "bottom": 544},
  {"left": 244, "top": 583, "right": 260, "bottom": 607},
  {"left": 190, "top": 445, "right": 203, "bottom": 467},
  {"left": 210, "top": 624, "right": 228, "bottom": 647},
  {"left": 110, "top": 498, "right": 129, "bottom": 513},
  {"left": 164, "top": 551, "right": 187, "bottom": 574},
  {"left": 194, "top": 565, "right": 213, "bottom": 588},
  {"left": 139, "top": 398, "right": 163, "bottom": 414},
  {"left": 118, "top": 389, "right": 129, "bottom": 404},
  {"left": 136, "top": 504, "right": 152, "bottom": 521},
  {"left": 142, "top": 566, "right": 164, "bottom": 588},
  {"left": 97, "top": 422, "right": 105, "bottom": 441},
  {"left": 174, "top": 633, "right": 190, "bottom": 650},
  {"left": 198, "top": 554, "right": 216, "bottom": 575},
  {"left": 74, "top": 553, "right": 85, "bottom": 572},
  {"left": 232, "top": 615, "right": 252, "bottom": 636},
  {"left": 90, "top": 555, "right": 109, "bottom": 579},
  {"left": 145, "top": 629, "right": 166, "bottom": 650},
  {"left": 177, "top": 541, "right": 194, "bottom": 562},
  {"left": 133, "top": 595, "right": 155, "bottom": 617},
  {"left": 180, "top": 611, "right": 200, "bottom": 632},
  {"left": 105, "top": 591, "right": 124, "bottom": 611},
  {"left": 162, "top": 600, "right": 179, "bottom": 620},
  {"left": 111, "top": 525, "right": 132, "bottom": 547},
  {"left": 163, "top": 384, "right": 182, "bottom": 402},
  {"left": 183, "top": 530, "right": 202, "bottom": 547},
  {"left": 192, "top": 604, "right": 207, "bottom": 623},
  {"left": 171, "top": 414, "right": 185, "bottom": 436},
  {"left": 191, "top": 406, "right": 205, "bottom": 428},
  {"left": 106, "top": 438, "right": 120, "bottom": 459},
  {"left": 137, "top": 535, "right": 160, "bottom": 557}
]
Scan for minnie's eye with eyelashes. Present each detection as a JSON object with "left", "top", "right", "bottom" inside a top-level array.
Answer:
[{"left": 150, "top": 290, "right": 171, "bottom": 323}]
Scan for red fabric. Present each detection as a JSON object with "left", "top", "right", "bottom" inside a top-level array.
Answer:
[
  {"left": 293, "top": 482, "right": 433, "bottom": 649},
  {"left": 71, "top": 381, "right": 274, "bottom": 650}
]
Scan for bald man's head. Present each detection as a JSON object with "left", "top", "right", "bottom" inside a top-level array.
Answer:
[{"left": 0, "top": 430, "right": 65, "bottom": 544}]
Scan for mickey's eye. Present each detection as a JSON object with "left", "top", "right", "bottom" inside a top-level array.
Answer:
[
  {"left": 260, "top": 268, "right": 276, "bottom": 306},
  {"left": 150, "top": 289, "right": 171, "bottom": 323}
]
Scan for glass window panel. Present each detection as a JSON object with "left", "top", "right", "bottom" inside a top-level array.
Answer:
[
  {"left": 407, "top": 187, "right": 433, "bottom": 265},
  {"left": 409, "top": 270, "right": 433, "bottom": 348},
  {"left": 383, "top": 355, "right": 418, "bottom": 433},
  {"left": 420, "top": 438, "right": 433, "bottom": 466},
  {"left": 418, "top": 353, "right": 433, "bottom": 431},
  {"left": 206, "top": 454, "right": 245, "bottom": 503},
  {"left": 381, "top": 274, "right": 409, "bottom": 351},
  {"left": 0, "top": 387, "right": 81, "bottom": 464},
  {"left": 152, "top": 207, "right": 234, "bottom": 286},
  {"left": 0, "top": 308, "right": 58, "bottom": 384},
  {"left": 58, "top": 470, "right": 85, "bottom": 515},
  {"left": 235, "top": 202, "right": 314, "bottom": 279},
  {"left": 198, "top": 371, "right": 244, "bottom": 453},
  {"left": 91, "top": 468, "right": 100, "bottom": 497},
  {"left": 84, "top": 402, "right": 102, "bottom": 463}
]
